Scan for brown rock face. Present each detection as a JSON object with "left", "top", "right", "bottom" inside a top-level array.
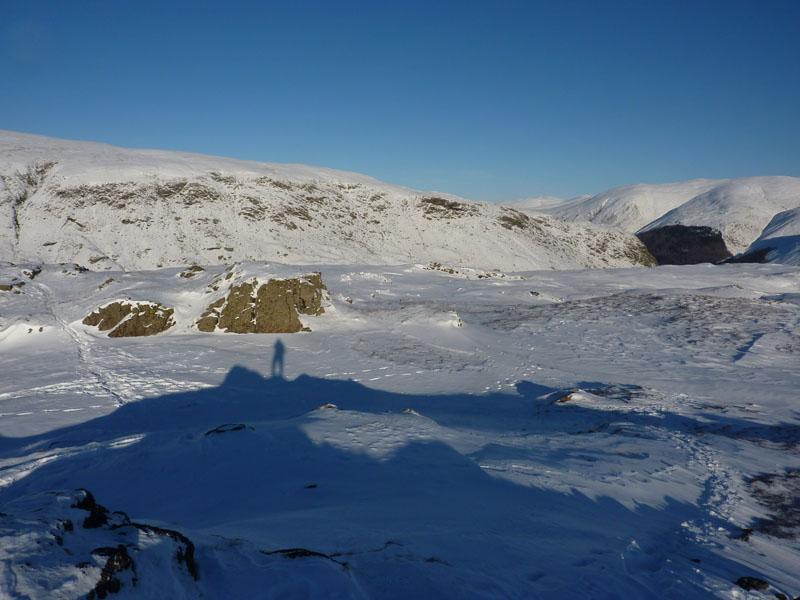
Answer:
[
  {"left": 197, "top": 273, "right": 327, "bottom": 333},
  {"left": 83, "top": 302, "right": 175, "bottom": 337}
]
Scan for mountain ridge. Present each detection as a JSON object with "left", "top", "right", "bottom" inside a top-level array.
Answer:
[
  {"left": 535, "top": 175, "right": 800, "bottom": 261},
  {"left": 0, "top": 131, "right": 655, "bottom": 271}
]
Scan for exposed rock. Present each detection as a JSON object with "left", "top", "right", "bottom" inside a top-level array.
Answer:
[
  {"left": 636, "top": 225, "right": 732, "bottom": 265},
  {"left": 87, "top": 545, "right": 135, "bottom": 599},
  {"left": 127, "top": 522, "right": 198, "bottom": 581},
  {"left": 419, "top": 197, "right": 479, "bottom": 219},
  {"left": 498, "top": 208, "right": 533, "bottom": 230},
  {"left": 553, "top": 392, "right": 577, "bottom": 404},
  {"left": 196, "top": 297, "right": 225, "bottom": 332},
  {"left": 724, "top": 247, "right": 773, "bottom": 264},
  {"left": 196, "top": 273, "right": 327, "bottom": 333},
  {"left": 747, "top": 469, "right": 800, "bottom": 539},
  {"left": 261, "top": 547, "right": 348, "bottom": 570},
  {"left": 735, "top": 576, "right": 770, "bottom": 591},
  {"left": 179, "top": 265, "right": 205, "bottom": 278},
  {"left": 3, "top": 489, "right": 198, "bottom": 598},
  {"left": 83, "top": 301, "right": 175, "bottom": 337},
  {"left": 74, "top": 489, "right": 110, "bottom": 529},
  {"left": 205, "top": 423, "right": 253, "bottom": 435}
]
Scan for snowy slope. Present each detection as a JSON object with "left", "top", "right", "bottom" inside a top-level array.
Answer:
[
  {"left": 2, "top": 260, "right": 800, "bottom": 598},
  {"left": 639, "top": 178, "right": 800, "bottom": 254},
  {"left": 543, "top": 177, "right": 800, "bottom": 256},
  {"left": 742, "top": 207, "right": 800, "bottom": 265},
  {"left": 0, "top": 130, "right": 654, "bottom": 271},
  {"left": 544, "top": 179, "right": 721, "bottom": 231}
]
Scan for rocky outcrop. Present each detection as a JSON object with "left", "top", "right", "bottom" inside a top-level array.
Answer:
[
  {"left": 196, "top": 273, "right": 327, "bottom": 333},
  {"left": 83, "top": 301, "right": 175, "bottom": 337},
  {"left": 636, "top": 225, "right": 732, "bottom": 265},
  {"left": 1, "top": 489, "right": 198, "bottom": 599}
]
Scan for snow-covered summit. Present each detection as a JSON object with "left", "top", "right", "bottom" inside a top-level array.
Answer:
[
  {"left": 0, "top": 131, "right": 654, "bottom": 271},
  {"left": 542, "top": 176, "right": 800, "bottom": 257}
]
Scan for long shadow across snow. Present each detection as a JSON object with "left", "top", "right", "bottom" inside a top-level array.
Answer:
[{"left": 0, "top": 367, "right": 790, "bottom": 598}]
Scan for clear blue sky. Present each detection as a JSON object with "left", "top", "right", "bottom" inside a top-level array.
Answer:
[{"left": 2, "top": 0, "right": 799, "bottom": 201}]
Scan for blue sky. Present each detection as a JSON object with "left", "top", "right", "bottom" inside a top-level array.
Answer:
[{"left": 2, "top": 1, "right": 799, "bottom": 201}]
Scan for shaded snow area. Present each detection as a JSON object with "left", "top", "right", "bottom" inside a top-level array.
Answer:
[
  {"left": 1, "top": 261, "right": 799, "bottom": 599},
  {"left": 744, "top": 208, "right": 800, "bottom": 266}
]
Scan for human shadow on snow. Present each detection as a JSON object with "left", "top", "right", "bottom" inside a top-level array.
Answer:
[{"left": 0, "top": 366, "right": 790, "bottom": 598}]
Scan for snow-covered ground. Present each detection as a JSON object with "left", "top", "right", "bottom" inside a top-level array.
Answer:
[{"left": 1, "top": 261, "right": 799, "bottom": 598}]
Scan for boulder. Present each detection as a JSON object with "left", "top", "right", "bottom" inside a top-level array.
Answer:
[
  {"left": 197, "top": 272, "right": 327, "bottom": 333},
  {"left": 83, "top": 301, "right": 175, "bottom": 337}
]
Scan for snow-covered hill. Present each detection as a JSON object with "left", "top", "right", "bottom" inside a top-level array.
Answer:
[
  {"left": 741, "top": 207, "right": 800, "bottom": 265},
  {"left": 543, "top": 179, "right": 721, "bottom": 232},
  {"left": 639, "top": 178, "right": 800, "bottom": 255},
  {"left": 0, "top": 131, "right": 654, "bottom": 271},
  {"left": 540, "top": 177, "right": 800, "bottom": 259}
]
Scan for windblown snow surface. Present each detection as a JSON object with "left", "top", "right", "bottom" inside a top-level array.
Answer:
[{"left": 1, "top": 260, "right": 799, "bottom": 599}]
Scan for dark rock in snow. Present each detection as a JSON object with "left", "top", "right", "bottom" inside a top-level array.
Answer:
[
  {"left": 636, "top": 224, "right": 732, "bottom": 265},
  {"left": 261, "top": 547, "right": 348, "bottom": 571},
  {"left": 3, "top": 489, "right": 200, "bottom": 597},
  {"left": 747, "top": 469, "right": 800, "bottom": 539},
  {"left": 735, "top": 576, "right": 770, "bottom": 591},
  {"left": 127, "top": 522, "right": 199, "bottom": 580},
  {"left": 88, "top": 544, "right": 135, "bottom": 599},
  {"left": 205, "top": 423, "right": 253, "bottom": 435},
  {"left": 74, "top": 488, "right": 110, "bottom": 529},
  {"left": 724, "top": 247, "right": 773, "bottom": 264}
]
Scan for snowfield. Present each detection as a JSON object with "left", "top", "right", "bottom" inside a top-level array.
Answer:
[{"left": 1, "top": 261, "right": 799, "bottom": 599}]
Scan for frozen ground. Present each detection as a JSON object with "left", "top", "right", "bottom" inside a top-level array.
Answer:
[{"left": 1, "top": 261, "right": 799, "bottom": 598}]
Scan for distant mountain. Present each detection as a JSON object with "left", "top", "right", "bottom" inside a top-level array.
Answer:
[
  {"left": 539, "top": 177, "right": 800, "bottom": 264},
  {"left": 503, "top": 196, "right": 573, "bottom": 211},
  {"left": 0, "top": 131, "right": 655, "bottom": 271}
]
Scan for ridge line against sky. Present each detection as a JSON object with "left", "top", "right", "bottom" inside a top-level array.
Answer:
[{"left": 2, "top": 0, "right": 799, "bottom": 202}]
